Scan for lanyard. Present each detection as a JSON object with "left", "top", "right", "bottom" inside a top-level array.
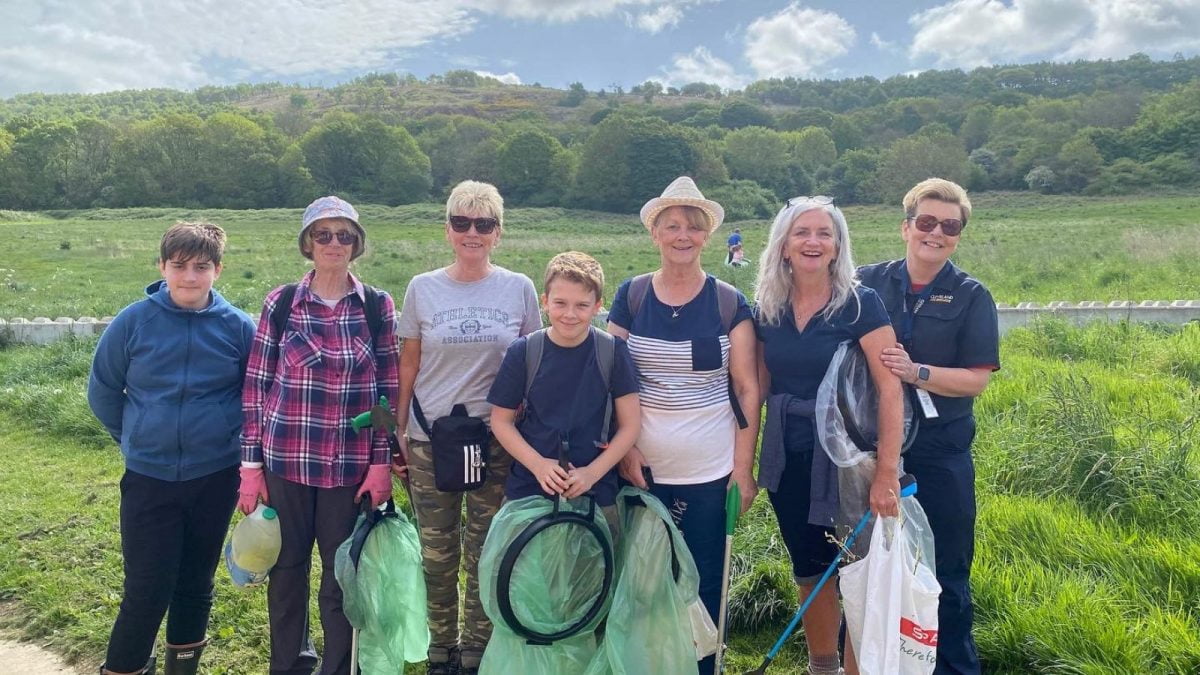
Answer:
[{"left": 898, "top": 261, "right": 939, "bottom": 348}]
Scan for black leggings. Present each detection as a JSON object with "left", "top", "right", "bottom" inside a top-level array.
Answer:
[{"left": 105, "top": 467, "right": 238, "bottom": 672}]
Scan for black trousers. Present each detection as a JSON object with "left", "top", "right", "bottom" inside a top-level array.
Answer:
[
  {"left": 904, "top": 417, "right": 981, "bottom": 675},
  {"left": 264, "top": 471, "right": 359, "bottom": 675},
  {"left": 105, "top": 466, "right": 238, "bottom": 672}
]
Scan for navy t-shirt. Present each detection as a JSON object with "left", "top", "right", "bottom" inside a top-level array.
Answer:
[
  {"left": 487, "top": 330, "right": 639, "bottom": 506},
  {"left": 756, "top": 286, "right": 890, "bottom": 454}
]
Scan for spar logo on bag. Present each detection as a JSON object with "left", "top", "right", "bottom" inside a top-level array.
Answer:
[
  {"left": 900, "top": 618, "right": 937, "bottom": 646},
  {"left": 899, "top": 617, "right": 938, "bottom": 666}
]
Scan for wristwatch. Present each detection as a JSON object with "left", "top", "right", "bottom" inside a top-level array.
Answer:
[{"left": 916, "top": 365, "right": 931, "bottom": 385}]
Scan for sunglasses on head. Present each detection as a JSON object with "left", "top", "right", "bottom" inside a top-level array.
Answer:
[
  {"left": 908, "top": 213, "right": 965, "bottom": 237},
  {"left": 448, "top": 215, "right": 499, "bottom": 234},
  {"left": 786, "top": 195, "right": 835, "bottom": 207},
  {"left": 311, "top": 229, "right": 358, "bottom": 246}
]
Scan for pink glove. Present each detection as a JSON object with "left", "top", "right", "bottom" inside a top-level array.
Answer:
[
  {"left": 356, "top": 464, "right": 393, "bottom": 509},
  {"left": 238, "top": 466, "right": 269, "bottom": 515}
]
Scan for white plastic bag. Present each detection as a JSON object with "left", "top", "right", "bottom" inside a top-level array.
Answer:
[
  {"left": 688, "top": 599, "right": 719, "bottom": 660},
  {"left": 840, "top": 506, "right": 940, "bottom": 675}
]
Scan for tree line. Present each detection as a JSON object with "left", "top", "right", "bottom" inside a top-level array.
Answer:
[{"left": 1, "top": 54, "right": 1198, "bottom": 217}]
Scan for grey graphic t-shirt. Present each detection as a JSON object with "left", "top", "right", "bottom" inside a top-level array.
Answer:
[{"left": 397, "top": 266, "right": 541, "bottom": 441}]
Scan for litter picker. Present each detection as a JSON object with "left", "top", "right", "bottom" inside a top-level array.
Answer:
[
  {"left": 743, "top": 475, "right": 917, "bottom": 675},
  {"left": 715, "top": 482, "right": 740, "bottom": 673}
]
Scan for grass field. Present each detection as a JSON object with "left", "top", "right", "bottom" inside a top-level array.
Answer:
[
  {"left": 1, "top": 192, "right": 1198, "bottom": 321},
  {"left": 1, "top": 194, "right": 1199, "bottom": 673},
  {"left": 1, "top": 321, "right": 1197, "bottom": 673}
]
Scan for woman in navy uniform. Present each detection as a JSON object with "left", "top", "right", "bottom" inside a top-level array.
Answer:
[{"left": 857, "top": 178, "right": 1000, "bottom": 675}]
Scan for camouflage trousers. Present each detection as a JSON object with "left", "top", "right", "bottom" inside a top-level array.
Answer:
[{"left": 407, "top": 436, "right": 512, "bottom": 666}]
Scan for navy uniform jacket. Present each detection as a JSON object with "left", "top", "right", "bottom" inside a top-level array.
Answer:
[{"left": 857, "top": 259, "right": 1000, "bottom": 430}]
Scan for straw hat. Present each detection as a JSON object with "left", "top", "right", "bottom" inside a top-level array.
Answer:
[{"left": 639, "top": 176, "right": 725, "bottom": 232}]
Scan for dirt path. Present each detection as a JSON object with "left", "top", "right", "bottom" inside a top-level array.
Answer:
[{"left": 0, "top": 638, "right": 84, "bottom": 673}]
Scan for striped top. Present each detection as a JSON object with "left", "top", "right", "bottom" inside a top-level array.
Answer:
[{"left": 608, "top": 274, "right": 752, "bottom": 484}]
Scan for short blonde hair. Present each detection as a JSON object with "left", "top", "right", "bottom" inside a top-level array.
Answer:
[
  {"left": 446, "top": 180, "right": 504, "bottom": 230},
  {"left": 903, "top": 178, "right": 972, "bottom": 225},
  {"left": 543, "top": 251, "right": 605, "bottom": 302},
  {"left": 653, "top": 205, "right": 712, "bottom": 232}
]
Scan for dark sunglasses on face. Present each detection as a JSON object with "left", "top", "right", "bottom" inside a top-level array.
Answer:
[
  {"left": 909, "top": 213, "right": 965, "bottom": 237},
  {"left": 448, "top": 215, "right": 499, "bottom": 234},
  {"left": 312, "top": 229, "right": 358, "bottom": 246}
]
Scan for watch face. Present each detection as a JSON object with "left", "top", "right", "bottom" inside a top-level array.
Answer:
[{"left": 918, "top": 366, "right": 930, "bottom": 381}]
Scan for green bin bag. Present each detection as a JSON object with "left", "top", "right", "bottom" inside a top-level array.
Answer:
[
  {"left": 584, "top": 486, "right": 701, "bottom": 675},
  {"left": 479, "top": 495, "right": 615, "bottom": 674},
  {"left": 335, "top": 503, "right": 429, "bottom": 673}
]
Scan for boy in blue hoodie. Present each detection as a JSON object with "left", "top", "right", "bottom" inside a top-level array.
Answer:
[{"left": 88, "top": 222, "right": 255, "bottom": 675}]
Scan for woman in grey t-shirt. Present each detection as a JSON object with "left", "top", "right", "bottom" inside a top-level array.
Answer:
[{"left": 395, "top": 180, "right": 540, "bottom": 675}]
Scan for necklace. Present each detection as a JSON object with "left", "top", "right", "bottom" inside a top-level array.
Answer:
[
  {"left": 667, "top": 303, "right": 684, "bottom": 319},
  {"left": 657, "top": 270, "right": 705, "bottom": 320}
]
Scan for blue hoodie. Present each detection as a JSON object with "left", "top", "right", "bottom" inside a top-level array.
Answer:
[{"left": 88, "top": 280, "right": 256, "bottom": 481}]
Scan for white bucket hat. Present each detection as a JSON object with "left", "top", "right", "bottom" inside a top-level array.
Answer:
[{"left": 639, "top": 176, "right": 725, "bottom": 232}]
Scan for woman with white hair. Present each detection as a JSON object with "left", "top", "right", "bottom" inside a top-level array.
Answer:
[
  {"left": 608, "top": 176, "right": 759, "bottom": 675},
  {"left": 394, "top": 180, "right": 541, "bottom": 675},
  {"left": 752, "top": 197, "right": 903, "bottom": 675}
]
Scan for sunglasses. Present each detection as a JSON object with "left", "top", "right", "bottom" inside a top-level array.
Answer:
[
  {"left": 311, "top": 229, "right": 358, "bottom": 246},
  {"left": 786, "top": 195, "right": 835, "bottom": 206},
  {"left": 908, "top": 214, "right": 965, "bottom": 237},
  {"left": 448, "top": 215, "right": 499, "bottom": 234}
]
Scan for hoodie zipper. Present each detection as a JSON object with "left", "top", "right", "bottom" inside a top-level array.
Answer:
[{"left": 177, "top": 314, "right": 193, "bottom": 480}]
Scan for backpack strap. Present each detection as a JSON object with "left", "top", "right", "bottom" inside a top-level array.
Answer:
[
  {"left": 361, "top": 284, "right": 384, "bottom": 347},
  {"left": 626, "top": 273, "right": 654, "bottom": 318},
  {"left": 523, "top": 327, "right": 618, "bottom": 448},
  {"left": 269, "top": 283, "right": 299, "bottom": 339},
  {"left": 715, "top": 279, "right": 738, "bottom": 334},
  {"left": 592, "top": 327, "right": 616, "bottom": 446},
  {"left": 524, "top": 329, "right": 548, "bottom": 400}
]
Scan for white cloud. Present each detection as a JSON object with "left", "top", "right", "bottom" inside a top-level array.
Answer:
[
  {"left": 870, "top": 31, "right": 898, "bottom": 52},
  {"left": 0, "top": 0, "right": 475, "bottom": 96},
  {"left": 474, "top": 70, "right": 522, "bottom": 84},
  {"left": 633, "top": 5, "right": 684, "bottom": 33},
  {"left": 0, "top": 0, "right": 721, "bottom": 97},
  {"left": 743, "top": 3, "right": 856, "bottom": 79},
  {"left": 909, "top": 0, "right": 1200, "bottom": 68},
  {"left": 657, "top": 46, "right": 745, "bottom": 89}
]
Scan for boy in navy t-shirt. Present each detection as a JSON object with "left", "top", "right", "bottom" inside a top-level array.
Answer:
[{"left": 488, "top": 252, "right": 640, "bottom": 513}]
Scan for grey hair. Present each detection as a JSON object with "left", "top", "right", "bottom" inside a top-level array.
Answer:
[{"left": 753, "top": 200, "right": 861, "bottom": 327}]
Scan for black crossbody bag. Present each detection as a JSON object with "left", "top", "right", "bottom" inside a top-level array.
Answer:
[{"left": 412, "top": 397, "right": 490, "bottom": 492}]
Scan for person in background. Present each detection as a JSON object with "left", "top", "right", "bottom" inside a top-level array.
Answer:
[
  {"left": 239, "top": 196, "right": 400, "bottom": 675},
  {"left": 857, "top": 178, "right": 1000, "bottom": 675},
  {"left": 89, "top": 222, "right": 255, "bottom": 675}
]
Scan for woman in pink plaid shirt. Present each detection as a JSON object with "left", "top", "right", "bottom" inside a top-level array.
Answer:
[{"left": 238, "top": 195, "right": 400, "bottom": 675}]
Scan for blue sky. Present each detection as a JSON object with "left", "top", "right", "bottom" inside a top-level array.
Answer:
[{"left": 2, "top": 1, "right": 1199, "bottom": 97}]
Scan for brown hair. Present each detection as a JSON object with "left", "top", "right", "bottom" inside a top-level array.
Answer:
[
  {"left": 543, "top": 251, "right": 605, "bottom": 302},
  {"left": 160, "top": 222, "right": 226, "bottom": 265},
  {"left": 902, "top": 178, "right": 972, "bottom": 225}
]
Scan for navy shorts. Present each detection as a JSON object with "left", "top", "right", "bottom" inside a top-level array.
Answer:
[{"left": 768, "top": 451, "right": 838, "bottom": 583}]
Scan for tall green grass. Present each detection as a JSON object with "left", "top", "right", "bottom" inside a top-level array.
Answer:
[{"left": 1, "top": 319, "right": 1198, "bottom": 673}]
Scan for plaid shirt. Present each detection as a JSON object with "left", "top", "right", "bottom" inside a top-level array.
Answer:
[{"left": 241, "top": 270, "right": 400, "bottom": 488}]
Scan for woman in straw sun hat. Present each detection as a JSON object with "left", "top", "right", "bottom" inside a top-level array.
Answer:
[{"left": 606, "top": 176, "right": 759, "bottom": 675}]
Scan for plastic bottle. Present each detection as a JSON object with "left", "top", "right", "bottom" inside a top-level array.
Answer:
[{"left": 226, "top": 504, "right": 281, "bottom": 587}]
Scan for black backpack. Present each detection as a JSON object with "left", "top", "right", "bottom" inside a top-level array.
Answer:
[
  {"left": 625, "top": 273, "right": 749, "bottom": 430},
  {"left": 269, "top": 282, "right": 385, "bottom": 345}
]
